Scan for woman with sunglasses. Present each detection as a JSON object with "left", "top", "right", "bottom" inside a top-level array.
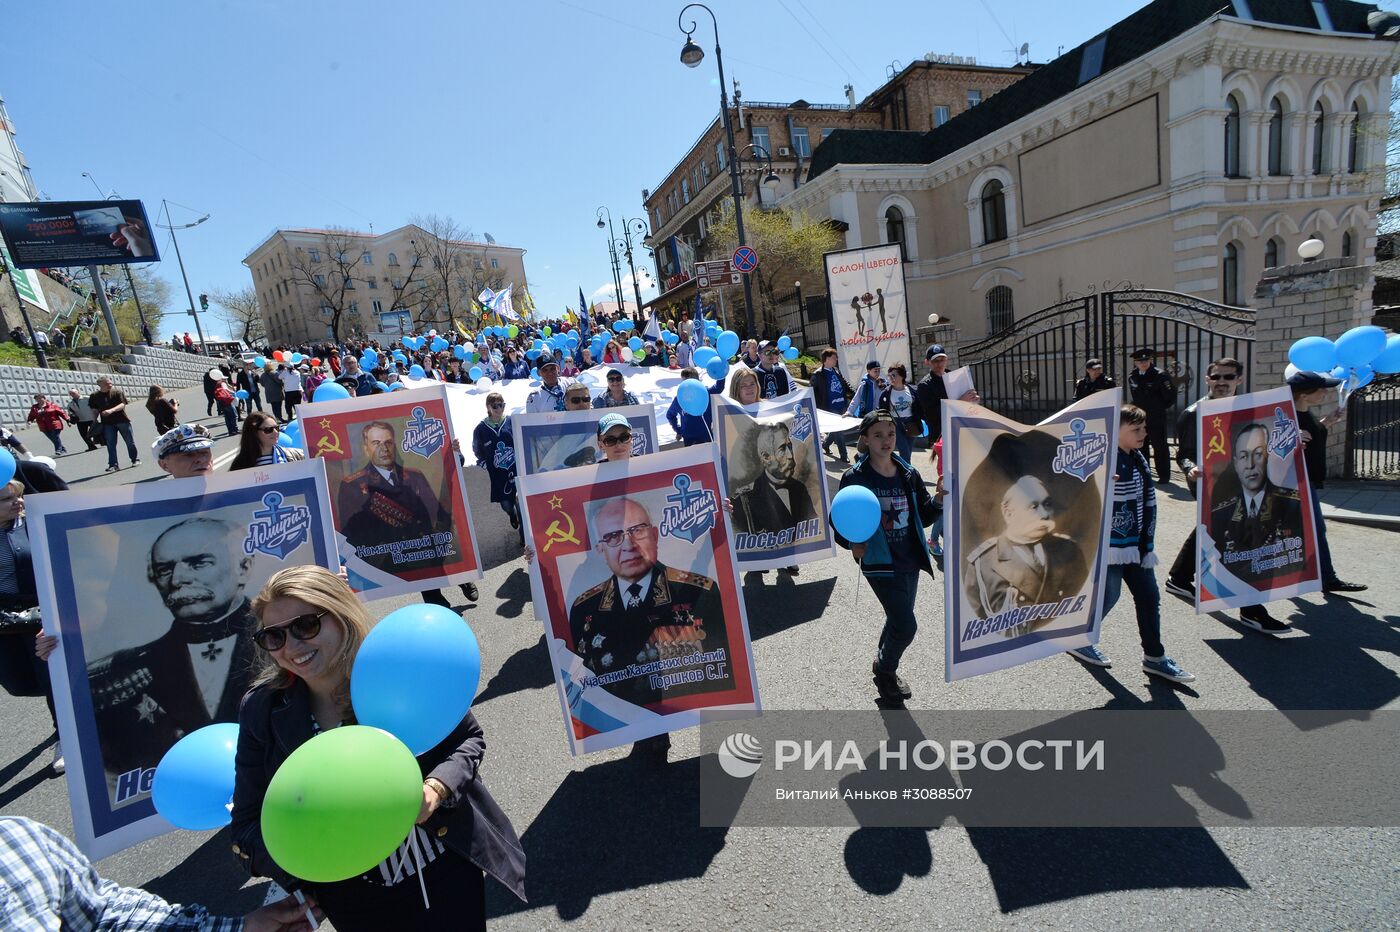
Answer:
[
  {"left": 592, "top": 369, "right": 638, "bottom": 408},
  {"left": 230, "top": 412, "right": 305, "bottom": 471},
  {"left": 472, "top": 392, "right": 522, "bottom": 541},
  {"left": 231, "top": 565, "right": 526, "bottom": 930}
]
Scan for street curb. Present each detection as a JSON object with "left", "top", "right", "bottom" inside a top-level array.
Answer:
[{"left": 1320, "top": 504, "right": 1400, "bottom": 532}]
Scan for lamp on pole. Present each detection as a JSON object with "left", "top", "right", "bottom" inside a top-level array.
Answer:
[
  {"left": 82, "top": 172, "right": 152, "bottom": 345},
  {"left": 595, "top": 206, "right": 630, "bottom": 321},
  {"left": 679, "top": 2, "right": 757, "bottom": 339},
  {"left": 739, "top": 143, "right": 782, "bottom": 196},
  {"left": 613, "top": 217, "right": 649, "bottom": 320},
  {"left": 156, "top": 199, "right": 211, "bottom": 356}
]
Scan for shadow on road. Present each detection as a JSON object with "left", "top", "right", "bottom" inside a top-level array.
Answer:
[
  {"left": 144, "top": 827, "right": 271, "bottom": 918},
  {"left": 491, "top": 568, "right": 532, "bottom": 620},
  {"left": 475, "top": 636, "right": 552, "bottom": 706}
]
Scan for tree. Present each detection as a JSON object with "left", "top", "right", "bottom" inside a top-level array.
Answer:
[
  {"left": 210, "top": 285, "right": 266, "bottom": 347},
  {"left": 406, "top": 215, "right": 513, "bottom": 331},
  {"left": 705, "top": 206, "right": 842, "bottom": 334},
  {"left": 283, "top": 227, "right": 367, "bottom": 342},
  {"left": 92, "top": 264, "right": 170, "bottom": 345}
]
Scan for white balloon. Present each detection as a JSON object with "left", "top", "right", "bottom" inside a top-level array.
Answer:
[
  {"left": 928, "top": 313, "right": 939, "bottom": 325},
  {"left": 1284, "top": 363, "right": 1300, "bottom": 381},
  {"left": 475, "top": 377, "right": 493, "bottom": 391}
]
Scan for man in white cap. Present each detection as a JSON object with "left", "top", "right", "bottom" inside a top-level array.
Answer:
[{"left": 153, "top": 424, "right": 216, "bottom": 479}]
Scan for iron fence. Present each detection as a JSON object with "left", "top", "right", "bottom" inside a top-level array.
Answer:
[
  {"left": 1345, "top": 373, "right": 1400, "bottom": 480},
  {"left": 771, "top": 289, "right": 833, "bottom": 354}
]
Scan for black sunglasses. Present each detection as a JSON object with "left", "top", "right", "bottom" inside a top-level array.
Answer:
[
  {"left": 257, "top": 425, "right": 280, "bottom": 435},
  {"left": 254, "top": 611, "right": 327, "bottom": 652},
  {"left": 600, "top": 430, "right": 633, "bottom": 447},
  {"left": 1207, "top": 373, "right": 1238, "bottom": 381}
]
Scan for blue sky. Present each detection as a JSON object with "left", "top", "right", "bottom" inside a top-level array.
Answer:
[{"left": 7, "top": 0, "right": 1142, "bottom": 339}]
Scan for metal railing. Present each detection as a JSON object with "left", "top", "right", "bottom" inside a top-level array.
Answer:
[{"left": 1345, "top": 372, "right": 1400, "bottom": 480}]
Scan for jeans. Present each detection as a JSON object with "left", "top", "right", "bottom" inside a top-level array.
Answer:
[
  {"left": 866, "top": 571, "right": 920, "bottom": 673},
  {"left": 1169, "top": 529, "right": 1195, "bottom": 584},
  {"left": 217, "top": 400, "right": 238, "bottom": 436},
  {"left": 267, "top": 395, "right": 284, "bottom": 422},
  {"left": 822, "top": 427, "right": 849, "bottom": 460},
  {"left": 1101, "top": 562, "right": 1165, "bottom": 658},
  {"left": 103, "top": 422, "right": 137, "bottom": 467},
  {"left": 894, "top": 428, "right": 912, "bottom": 463},
  {"left": 1310, "top": 487, "right": 1336, "bottom": 583},
  {"left": 41, "top": 428, "right": 65, "bottom": 454}
]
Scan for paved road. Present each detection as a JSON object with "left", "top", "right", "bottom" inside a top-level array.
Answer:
[{"left": 2, "top": 384, "right": 1396, "bottom": 929}]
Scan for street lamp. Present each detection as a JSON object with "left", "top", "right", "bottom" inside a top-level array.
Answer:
[
  {"left": 596, "top": 206, "right": 630, "bottom": 321},
  {"left": 1298, "top": 236, "right": 1325, "bottom": 260},
  {"left": 82, "top": 172, "right": 153, "bottom": 345},
  {"left": 678, "top": 2, "right": 757, "bottom": 339},
  {"left": 611, "top": 216, "right": 649, "bottom": 319},
  {"left": 739, "top": 143, "right": 781, "bottom": 196},
  {"left": 155, "top": 200, "right": 211, "bottom": 355}
]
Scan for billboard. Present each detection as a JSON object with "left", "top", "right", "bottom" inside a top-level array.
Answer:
[
  {"left": 822, "top": 243, "right": 911, "bottom": 386},
  {"left": 0, "top": 199, "right": 160, "bottom": 269}
]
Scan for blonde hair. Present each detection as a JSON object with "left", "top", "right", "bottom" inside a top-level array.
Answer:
[
  {"left": 728, "top": 367, "right": 759, "bottom": 402},
  {"left": 249, "top": 565, "right": 372, "bottom": 712}
]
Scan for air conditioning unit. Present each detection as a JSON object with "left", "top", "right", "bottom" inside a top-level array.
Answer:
[{"left": 777, "top": 146, "right": 792, "bottom": 157}]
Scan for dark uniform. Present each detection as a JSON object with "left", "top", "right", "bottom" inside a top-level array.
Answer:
[
  {"left": 336, "top": 463, "right": 451, "bottom": 571},
  {"left": 913, "top": 372, "right": 948, "bottom": 443},
  {"left": 1127, "top": 362, "right": 1175, "bottom": 480},
  {"left": 567, "top": 563, "right": 730, "bottom": 706},
  {"left": 732, "top": 472, "right": 816, "bottom": 535},
  {"left": 88, "top": 600, "right": 258, "bottom": 781},
  {"left": 966, "top": 534, "right": 1088, "bottom": 629},
  {"left": 1073, "top": 373, "right": 1117, "bottom": 401},
  {"left": 1208, "top": 482, "right": 1305, "bottom": 588}
]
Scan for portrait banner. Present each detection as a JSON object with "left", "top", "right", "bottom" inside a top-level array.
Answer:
[
  {"left": 1195, "top": 387, "right": 1320, "bottom": 612},
  {"left": 822, "top": 243, "right": 912, "bottom": 388},
  {"left": 511, "top": 402, "right": 659, "bottom": 477},
  {"left": 712, "top": 389, "right": 837, "bottom": 569},
  {"left": 519, "top": 444, "right": 760, "bottom": 755},
  {"left": 299, "top": 383, "right": 483, "bottom": 600},
  {"left": 943, "top": 393, "right": 1120, "bottom": 682},
  {"left": 27, "top": 459, "right": 338, "bottom": 859}
]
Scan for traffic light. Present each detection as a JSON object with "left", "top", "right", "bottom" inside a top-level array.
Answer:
[{"left": 199, "top": 293, "right": 209, "bottom": 311}]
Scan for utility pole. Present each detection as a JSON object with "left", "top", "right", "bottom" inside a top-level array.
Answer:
[{"left": 162, "top": 199, "right": 209, "bottom": 356}]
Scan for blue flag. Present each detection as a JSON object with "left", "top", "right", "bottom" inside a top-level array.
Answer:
[
  {"left": 578, "top": 287, "right": 590, "bottom": 333},
  {"left": 691, "top": 289, "right": 704, "bottom": 347}
]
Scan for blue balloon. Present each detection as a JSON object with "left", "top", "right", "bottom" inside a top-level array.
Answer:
[
  {"left": 253, "top": 355, "right": 267, "bottom": 368},
  {"left": 694, "top": 347, "right": 719, "bottom": 368},
  {"left": 276, "top": 431, "right": 295, "bottom": 448},
  {"left": 783, "top": 347, "right": 798, "bottom": 360},
  {"left": 469, "top": 366, "right": 484, "bottom": 381},
  {"left": 716, "top": 330, "right": 739, "bottom": 359},
  {"left": 408, "top": 364, "right": 425, "bottom": 379},
  {"left": 351, "top": 604, "right": 482, "bottom": 755},
  {"left": 662, "top": 331, "right": 679, "bottom": 345},
  {"left": 1289, "top": 337, "right": 1337, "bottom": 373},
  {"left": 920, "top": 420, "right": 929, "bottom": 438},
  {"left": 1349, "top": 364, "right": 1375, "bottom": 391},
  {"left": 777, "top": 335, "right": 792, "bottom": 352},
  {"left": 392, "top": 351, "right": 407, "bottom": 364},
  {"left": 677, "top": 378, "right": 710, "bottom": 416},
  {"left": 1371, "top": 334, "right": 1400, "bottom": 375},
  {"left": 628, "top": 336, "right": 643, "bottom": 352},
  {"left": 234, "top": 389, "right": 249, "bottom": 400},
  {"left": 1334, "top": 325, "right": 1387, "bottom": 368},
  {"left": 566, "top": 333, "right": 579, "bottom": 347},
  {"left": 390, "top": 382, "right": 407, "bottom": 391},
  {"left": 613, "top": 320, "right": 632, "bottom": 333},
  {"left": 281, "top": 418, "right": 302, "bottom": 441},
  {"left": 532, "top": 339, "right": 544, "bottom": 351},
  {"left": 830, "top": 485, "right": 881, "bottom": 543},
  {"left": 526, "top": 349, "right": 541, "bottom": 360},
  {"left": 452, "top": 345, "right": 468, "bottom": 360},
  {"left": 375, "top": 380, "right": 390, "bottom": 393},
  {"left": 431, "top": 337, "right": 449, "bottom": 352},
  {"left": 531, "top": 367, "right": 539, "bottom": 380},
  {"left": 152, "top": 723, "right": 240, "bottom": 831},
  {"left": 705, "top": 357, "right": 729, "bottom": 380},
  {"left": 313, "top": 381, "right": 351, "bottom": 402}
]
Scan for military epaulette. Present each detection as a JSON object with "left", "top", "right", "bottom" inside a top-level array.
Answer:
[
  {"left": 967, "top": 538, "right": 997, "bottom": 561},
  {"left": 88, "top": 654, "right": 156, "bottom": 711},
  {"left": 665, "top": 567, "right": 715, "bottom": 590},
  {"left": 1210, "top": 498, "right": 1238, "bottom": 513},
  {"left": 572, "top": 578, "right": 610, "bottom": 606},
  {"left": 1275, "top": 486, "right": 1300, "bottom": 501}
]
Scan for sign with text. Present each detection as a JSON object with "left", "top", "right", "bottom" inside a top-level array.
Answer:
[
  {"left": 0, "top": 199, "right": 161, "bottom": 269},
  {"left": 823, "top": 243, "right": 911, "bottom": 387}
]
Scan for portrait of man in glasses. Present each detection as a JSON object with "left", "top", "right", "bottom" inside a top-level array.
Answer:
[
  {"left": 1208, "top": 421, "right": 1304, "bottom": 586},
  {"left": 566, "top": 496, "right": 731, "bottom": 705},
  {"left": 87, "top": 517, "right": 258, "bottom": 792}
]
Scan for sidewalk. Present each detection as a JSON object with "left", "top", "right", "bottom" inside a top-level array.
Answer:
[{"left": 1317, "top": 480, "right": 1400, "bottom": 531}]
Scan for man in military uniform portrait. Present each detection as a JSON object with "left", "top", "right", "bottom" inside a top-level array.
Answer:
[
  {"left": 731, "top": 420, "right": 817, "bottom": 535},
  {"left": 567, "top": 497, "right": 730, "bottom": 708},
  {"left": 1209, "top": 421, "right": 1304, "bottom": 587},
  {"left": 966, "top": 475, "right": 1089, "bottom": 628},
  {"left": 87, "top": 518, "right": 258, "bottom": 791},
  {"left": 336, "top": 420, "right": 451, "bottom": 571}
]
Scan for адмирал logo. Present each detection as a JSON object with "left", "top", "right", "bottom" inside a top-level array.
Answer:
[{"left": 718, "top": 732, "right": 763, "bottom": 778}]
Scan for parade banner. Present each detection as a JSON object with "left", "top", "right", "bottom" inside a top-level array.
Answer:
[
  {"left": 519, "top": 444, "right": 759, "bottom": 754},
  {"left": 27, "top": 460, "right": 337, "bottom": 859},
  {"left": 0, "top": 199, "right": 160, "bottom": 268},
  {"left": 943, "top": 393, "right": 1119, "bottom": 682},
  {"left": 822, "top": 243, "right": 911, "bottom": 388},
  {"left": 712, "top": 389, "right": 837, "bottom": 570},
  {"left": 511, "top": 402, "right": 659, "bottom": 476},
  {"left": 1195, "top": 387, "right": 1321, "bottom": 612},
  {"left": 299, "top": 383, "right": 483, "bottom": 600}
]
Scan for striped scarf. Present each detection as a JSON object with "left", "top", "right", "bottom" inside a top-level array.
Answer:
[{"left": 1108, "top": 446, "right": 1157, "bottom": 566}]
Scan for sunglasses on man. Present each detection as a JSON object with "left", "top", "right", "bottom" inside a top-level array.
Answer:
[
  {"left": 254, "top": 611, "right": 328, "bottom": 652},
  {"left": 1207, "top": 373, "right": 1238, "bottom": 381}
]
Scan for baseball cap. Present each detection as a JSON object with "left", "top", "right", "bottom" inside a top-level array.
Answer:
[
  {"left": 858, "top": 410, "right": 897, "bottom": 434},
  {"left": 1131, "top": 348, "right": 1155, "bottom": 360},
  {"left": 925, "top": 344, "right": 947, "bottom": 361},
  {"left": 538, "top": 356, "right": 559, "bottom": 370},
  {"left": 597, "top": 412, "right": 630, "bottom": 436},
  {"left": 1286, "top": 370, "right": 1342, "bottom": 391},
  {"left": 866, "top": 359, "right": 881, "bottom": 371},
  {"left": 153, "top": 424, "right": 214, "bottom": 459},
  {"left": 207, "top": 368, "right": 228, "bottom": 381}
]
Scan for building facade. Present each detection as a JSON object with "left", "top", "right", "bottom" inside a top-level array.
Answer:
[
  {"left": 789, "top": 0, "right": 1400, "bottom": 343},
  {"left": 243, "top": 225, "right": 528, "bottom": 345}
]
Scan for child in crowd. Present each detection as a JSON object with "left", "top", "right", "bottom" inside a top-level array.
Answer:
[{"left": 1068, "top": 404, "right": 1194, "bottom": 683}]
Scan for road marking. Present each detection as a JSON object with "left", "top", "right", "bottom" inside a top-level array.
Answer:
[{"left": 214, "top": 447, "right": 240, "bottom": 470}]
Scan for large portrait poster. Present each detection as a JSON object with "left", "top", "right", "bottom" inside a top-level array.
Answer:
[
  {"left": 28, "top": 460, "right": 337, "bottom": 859},
  {"left": 1196, "top": 386, "right": 1321, "bottom": 612},
  {"left": 519, "top": 444, "right": 759, "bottom": 754},
  {"left": 822, "top": 243, "right": 912, "bottom": 387},
  {"left": 512, "top": 403, "right": 659, "bottom": 477},
  {"left": 943, "top": 393, "right": 1119, "bottom": 682},
  {"left": 712, "top": 389, "right": 837, "bottom": 570},
  {"left": 299, "top": 383, "right": 483, "bottom": 600}
]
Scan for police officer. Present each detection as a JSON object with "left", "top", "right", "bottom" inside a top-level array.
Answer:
[{"left": 1126, "top": 348, "right": 1175, "bottom": 481}]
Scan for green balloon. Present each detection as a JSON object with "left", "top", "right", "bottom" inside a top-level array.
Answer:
[
  {"left": 507, "top": 325, "right": 519, "bottom": 338},
  {"left": 471, "top": 352, "right": 480, "bottom": 363},
  {"left": 261, "top": 726, "right": 421, "bottom": 883},
  {"left": 632, "top": 348, "right": 646, "bottom": 361},
  {"left": 542, "top": 326, "right": 552, "bottom": 337}
]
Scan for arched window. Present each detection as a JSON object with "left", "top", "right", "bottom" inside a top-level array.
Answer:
[
  {"left": 1264, "top": 237, "right": 1279, "bottom": 269},
  {"left": 1224, "top": 95, "right": 1242, "bottom": 177},
  {"left": 1223, "top": 242, "right": 1241, "bottom": 305},
  {"left": 980, "top": 180, "right": 1007, "bottom": 244},
  {"left": 1342, "top": 230, "right": 1354, "bottom": 259},
  {"left": 986, "top": 285, "right": 1014, "bottom": 334},
  {"left": 1312, "top": 102, "right": 1326, "bottom": 174},
  {"left": 387, "top": 252, "right": 399, "bottom": 266},
  {"left": 1348, "top": 102, "right": 1362, "bottom": 172},
  {"left": 885, "top": 206, "right": 907, "bottom": 260},
  {"left": 1267, "top": 97, "right": 1284, "bottom": 176}
]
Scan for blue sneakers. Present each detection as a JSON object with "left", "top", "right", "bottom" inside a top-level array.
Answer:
[
  {"left": 1143, "top": 656, "right": 1195, "bottom": 683},
  {"left": 1067, "top": 645, "right": 1112, "bottom": 667}
]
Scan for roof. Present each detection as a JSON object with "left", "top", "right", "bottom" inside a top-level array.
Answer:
[
  {"left": 809, "top": 0, "right": 1381, "bottom": 179},
  {"left": 242, "top": 223, "right": 523, "bottom": 263}
]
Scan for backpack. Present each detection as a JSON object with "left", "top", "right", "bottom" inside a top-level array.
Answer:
[{"left": 214, "top": 381, "right": 235, "bottom": 405}]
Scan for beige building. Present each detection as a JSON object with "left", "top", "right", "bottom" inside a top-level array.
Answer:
[
  {"left": 243, "top": 224, "right": 528, "bottom": 345},
  {"left": 786, "top": 0, "right": 1400, "bottom": 343},
  {"left": 642, "top": 59, "right": 1032, "bottom": 310}
]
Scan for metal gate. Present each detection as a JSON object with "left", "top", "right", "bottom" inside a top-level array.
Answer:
[
  {"left": 771, "top": 289, "right": 833, "bottom": 352},
  {"left": 959, "top": 290, "right": 1255, "bottom": 437},
  {"left": 1345, "top": 372, "right": 1400, "bottom": 480}
]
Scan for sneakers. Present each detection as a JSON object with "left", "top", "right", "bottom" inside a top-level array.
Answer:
[
  {"left": 872, "top": 660, "right": 912, "bottom": 700},
  {"left": 104, "top": 464, "right": 119, "bottom": 473},
  {"left": 1323, "top": 579, "right": 1368, "bottom": 593},
  {"left": 1143, "top": 656, "right": 1196, "bottom": 684},
  {"left": 51, "top": 741, "right": 64, "bottom": 775},
  {"left": 460, "top": 583, "right": 479, "bottom": 602},
  {"left": 1238, "top": 607, "right": 1291, "bottom": 636},
  {"left": 131, "top": 459, "right": 141, "bottom": 467},
  {"left": 1164, "top": 577, "right": 1194, "bottom": 600},
  {"left": 1067, "top": 644, "right": 1113, "bottom": 667}
]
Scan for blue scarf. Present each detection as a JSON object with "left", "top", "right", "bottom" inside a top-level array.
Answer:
[{"left": 1109, "top": 446, "right": 1157, "bottom": 566}]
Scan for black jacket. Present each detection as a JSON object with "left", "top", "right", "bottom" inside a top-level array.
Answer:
[
  {"left": 1073, "top": 374, "right": 1117, "bottom": 401},
  {"left": 1175, "top": 400, "right": 1203, "bottom": 499},
  {"left": 231, "top": 681, "right": 527, "bottom": 902},
  {"left": 811, "top": 366, "right": 854, "bottom": 414},
  {"left": 834, "top": 454, "right": 938, "bottom": 578},
  {"left": 1127, "top": 365, "right": 1174, "bottom": 415},
  {"left": 913, "top": 373, "right": 948, "bottom": 442}
]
